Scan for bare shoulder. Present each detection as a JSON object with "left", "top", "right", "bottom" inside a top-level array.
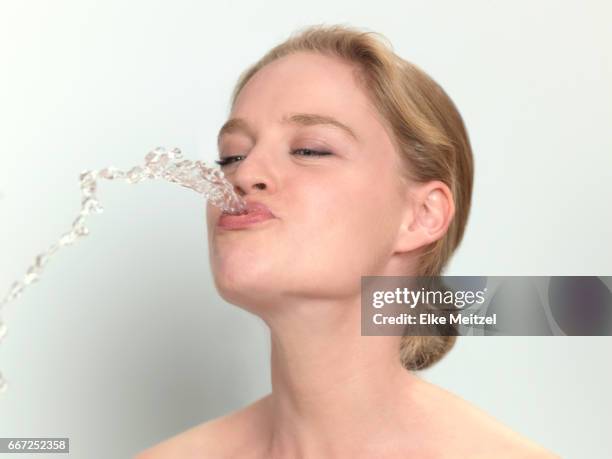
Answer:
[
  {"left": 411, "top": 377, "right": 561, "bottom": 458},
  {"left": 133, "top": 395, "right": 271, "bottom": 459}
]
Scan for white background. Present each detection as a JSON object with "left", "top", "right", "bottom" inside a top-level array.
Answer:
[{"left": 0, "top": 1, "right": 610, "bottom": 458}]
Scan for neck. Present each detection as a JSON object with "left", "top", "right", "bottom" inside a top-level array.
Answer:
[{"left": 260, "top": 295, "right": 426, "bottom": 458}]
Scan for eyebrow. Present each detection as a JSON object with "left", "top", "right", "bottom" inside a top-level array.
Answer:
[{"left": 217, "top": 112, "right": 358, "bottom": 146}]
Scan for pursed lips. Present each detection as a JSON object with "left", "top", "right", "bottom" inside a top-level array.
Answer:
[{"left": 217, "top": 201, "right": 276, "bottom": 230}]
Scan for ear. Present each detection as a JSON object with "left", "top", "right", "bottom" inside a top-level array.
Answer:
[{"left": 394, "top": 180, "right": 455, "bottom": 254}]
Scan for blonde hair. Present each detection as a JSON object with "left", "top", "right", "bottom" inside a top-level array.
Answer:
[{"left": 228, "top": 24, "right": 474, "bottom": 370}]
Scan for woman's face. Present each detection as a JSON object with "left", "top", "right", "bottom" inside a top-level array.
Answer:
[{"left": 207, "top": 51, "right": 410, "bottom": 311}]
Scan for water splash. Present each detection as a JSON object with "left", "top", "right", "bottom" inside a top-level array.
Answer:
[{"left": 0, "top": 146, "right": 246, "bottom": 393}]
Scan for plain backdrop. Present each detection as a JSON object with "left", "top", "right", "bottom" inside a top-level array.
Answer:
[{"left": 0, "top": 1, "right": 610, "bottom": 458}]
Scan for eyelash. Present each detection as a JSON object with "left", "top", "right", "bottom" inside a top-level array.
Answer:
[{"left": 215, "top": 148, "right": 332, "bottom": 167}]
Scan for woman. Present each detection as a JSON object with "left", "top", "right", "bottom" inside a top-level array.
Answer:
[{"left": 137, "top": 24, "right": 559, "bottom": 458}]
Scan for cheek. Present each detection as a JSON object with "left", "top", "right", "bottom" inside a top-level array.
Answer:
[{"left": 288, "top": 173, "right": 400, "bottom": 278}]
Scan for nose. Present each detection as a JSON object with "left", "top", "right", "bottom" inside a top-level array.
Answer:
[
  {"left": 233, "top": 181, "right": 267, "bottom": 198},
  {"left": 228, "top": 147, "right": 276, "bottom": 198}
]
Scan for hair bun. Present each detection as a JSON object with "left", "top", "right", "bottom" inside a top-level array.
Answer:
[{"left": 399, "top": 335, "right": 457, "bottom": 371}]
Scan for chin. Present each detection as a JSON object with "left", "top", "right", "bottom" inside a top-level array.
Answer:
[{"left": 210, "top": 258, "right": 283, "bottom": 310}]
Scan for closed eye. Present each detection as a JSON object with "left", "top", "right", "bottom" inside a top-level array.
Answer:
[
  {"left": 214, "top": 156, "right": 243, "bottom": 167},
  {"left": 293, "top": 148, "right": 333, "bottom": 157},
  {"left": 215, "top": 148, "right": 332, "bottom": 167}
]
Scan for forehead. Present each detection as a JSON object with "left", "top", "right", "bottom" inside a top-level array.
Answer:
[{"left": 231, "top": 52, "right": 375, "bottom": 125}]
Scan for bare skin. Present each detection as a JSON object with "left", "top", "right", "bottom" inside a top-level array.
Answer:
[
  {"left": 135, "top": 51, "right": 560, "bottom": 458},
  {"left": 135, "top": 376, "right": 559, "bottom": 459}
]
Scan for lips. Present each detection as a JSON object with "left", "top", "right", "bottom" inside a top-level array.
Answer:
[{"left": 217, "top": 201, "right": 276, "bottom": 230}]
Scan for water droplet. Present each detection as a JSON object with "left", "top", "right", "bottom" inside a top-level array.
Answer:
[
  {"left": 4, "top": 281, "right": 24, "bottom": 304},
  {"left": 35, "top": 254, "right": 49, "bottom": 268},
  {"left": 59, "top": 231, "right": 77, "bottom": 246},
  {"left": 48, "top": 244, "right": 60, "bottom": 256},
  {"left": 80, "top": 181, "right": 97, "bottom": 198},
  {"left": 99, "top": 167, "right": 123, "bottom": 180},
  {"left": 82, "top": 198, "right": 103, "bottom": 215},
  {"left": 169, "top": 147, "right": 182, "bottom": 159},
  {"left": 126, "top": 167, "right": 142, "bottom": 183},
  {"left": 74, "top": 225, "right": 89, "bottom": 237},
  {"left": 79, "top": 170, "right": 96, "bottom": 182},
  {"left": 145, "top": 151, "right": 160, "bottom": 164},
  {"left": 23, "top": 271, "right": 40, "bottom": 285}
]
